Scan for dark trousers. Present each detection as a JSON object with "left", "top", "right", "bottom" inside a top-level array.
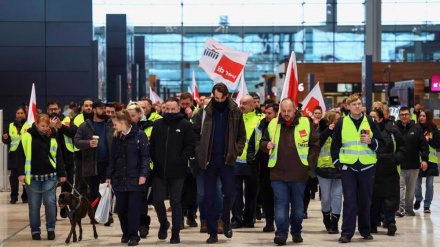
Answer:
[
  {"left": 153, "top": 177, "right": 185, "bottom": 233},
  {"left": 181, "top": 173, "right": 198, "bottom": 213},
  {"left": 204, "top": 157, "right": 236, "bottom": 234},
  {"left": 341, "top": 166, "right": 375, "bottom": 238},
  {"left": 232, "top": 172, "right": 259, "bottom": 224},
  {"left": 60, "top": 163, "right": 75, "bottom": 193},
  {"left": 303, "top": 176, "right": 318, "bottom": 213},
  {"left": 260, "top": 166, "right": 274, "bottom": 221},
  {"left": 9, "top": 168, "right": 27, "bottom": 201},
  {"left": 139, "top": 187, "right": 151, "bottom": 228},
  {"left": 115, "top": 190, "right": 142, "bottom": 242},
  {"left": 371, "top": 196, "right": 399, "bottom": 228}
]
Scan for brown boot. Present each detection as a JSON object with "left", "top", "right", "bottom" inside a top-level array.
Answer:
[
  {"left": 200, "top": 221, "right": 208, "bottom": 233},
  {"left": 217, "top": 220, "right": 224, "bottom": 234}
]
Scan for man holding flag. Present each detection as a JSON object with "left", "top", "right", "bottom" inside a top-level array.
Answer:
[{"left": 260, "top": 98, "right": 320, "bottom": 245}]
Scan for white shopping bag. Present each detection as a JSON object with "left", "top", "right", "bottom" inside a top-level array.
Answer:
[{"left": 95, "top": 183, "right": 112, "bottom": 224}]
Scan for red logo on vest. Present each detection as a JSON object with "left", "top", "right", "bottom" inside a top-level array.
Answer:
[{"left": 299, "top": 129, "right": 307, "bottom": 137}]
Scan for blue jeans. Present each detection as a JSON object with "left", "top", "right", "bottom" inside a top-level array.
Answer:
[
  {"left": 196, "top": 168, "right": 222, "bottom": 221},
  {"left": 415, "top": 176, "right": 434, "bottom": 208},
  {"left": 271, "top": 180, "right": 306, "bottom": 237},
  {"left": 317, "top": 176, "right": 342, "bottom": 214},
  {"left": 26, "top": 176, "right": 58, "bottom": 235}
]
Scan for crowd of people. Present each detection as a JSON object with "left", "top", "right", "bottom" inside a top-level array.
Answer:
[{"left": 2, "top": 83, "right": 439, "bottom": 246}]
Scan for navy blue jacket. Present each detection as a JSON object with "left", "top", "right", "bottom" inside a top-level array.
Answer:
[{"left": 106, "top": 124, "right": 150, "bottom": 192}]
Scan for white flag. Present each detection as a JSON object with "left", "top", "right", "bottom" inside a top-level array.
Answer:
[
  {"left": 192, "top": 71, "right": 201, "bottom": 106},
  {"left": 235, "top": 73, "right": 249, "bottom": 105},
  {"left": 199, "top": 38, "right": 250, "bottom": 90},
  {"left": 27, "top": 83, "right": 37, "bottom": 125},
  {"left": 301, "top": 82, "right": 326, "bottom": 118},
  {"left": 149, "top": 87, "right": 163, "bottom": 104}
]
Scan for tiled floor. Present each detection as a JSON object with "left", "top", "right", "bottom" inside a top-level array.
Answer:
[{"left": 0, "top": 180, "right": 439, "bottom": 247}]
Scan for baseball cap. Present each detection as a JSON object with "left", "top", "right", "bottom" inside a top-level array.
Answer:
[{"left": 92, "top": 99, "right": 105, "bottom": 108}]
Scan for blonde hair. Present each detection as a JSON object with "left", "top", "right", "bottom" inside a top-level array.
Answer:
[
  {"left": 111, "top": 109, "right": 132, "bottom": 137},
  {"left": 127, "top": 102, "right": 144, "bottom": 116},
  {"left": 345, "top": 93, "right": 361, "bottom": 104},
  {"left": 324, "top": 109, "right": 341, "bottom": 125},
  {"left": 372, "top": 101, "right": 384, "bottom": 111}
]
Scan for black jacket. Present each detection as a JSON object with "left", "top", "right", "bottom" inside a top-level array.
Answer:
[
  {"left": 247, "top": 118, "right": 270, "bottom": 166},
  {"left": 106, "top": 124, "right": 150, "bottom": 191},
  {"left": 419, "top": 123, "right": 440, "bottom": 177},
  {"left": 16, "top": 124, "right": 66, "bottom": 178},
  {"left": 150, "top": 113, "right": 195, "bottom": 179},
  {"left": 74, "top": 119, "right": 114, "bottom": 177},
  {"left": 2, "top": 119, "right": 27, "bottom": 169},
  {"left": 395, "top": 120, "right": 429, "bottom": 169},
  {"left": 373, "top": 120, "right": 406, "bottom": 198}
]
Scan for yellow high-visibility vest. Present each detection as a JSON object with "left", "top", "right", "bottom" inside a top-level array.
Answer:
[
  {"left": 237, "top": 111, "right": 264, "bottom": 163},
  {"left": 318, "top": 136, "right": 334, "bottom": 168},
  {"left": 339, "top": 116, "right": 377, "bottom": 165},
  {"left": 267, "top": 117, "right": 311, "bottom": 168},
  {"left": 21, "top": 133, "right": 58, "bottom": 185},
  {"left": 144, "top": 112, "right": 162, "bottom": 141},
  {"left": 8, "top": 122, "right": 31, "bottom": 152},
  {"left": 61, "top": 117, "right": 75, "bottom": 153}
]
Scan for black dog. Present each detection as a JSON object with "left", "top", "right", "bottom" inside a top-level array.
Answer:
[{"left": 58, "top": 184, "right": 98, "bottom": 244}]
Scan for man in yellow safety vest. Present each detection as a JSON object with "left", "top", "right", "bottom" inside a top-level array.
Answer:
[{"left": 260, "top": 98, "right": 320, "bottom": 245}]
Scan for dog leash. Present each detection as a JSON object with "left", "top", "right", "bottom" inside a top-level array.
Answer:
[{"left": 24, "top": 180, "right": 59, "bottom": 194}]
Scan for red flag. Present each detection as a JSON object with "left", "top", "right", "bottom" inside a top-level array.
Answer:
[
  {"left": 302, "top": 82, "right": 326, "bottom": 118},
  {"left": 192, "top": 71, "right": 201, "bottom": 106},
  {"left": 280, "top": 52, "right": 299, "bottom": 105},
  {"left": 27, "top": 83, "right": 37, "bottom": 125}
]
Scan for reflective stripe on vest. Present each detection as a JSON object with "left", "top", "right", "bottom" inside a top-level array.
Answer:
[
  {"left": 9, "top": 122, "right": 31, "bottom": 152},
  {"left": 237, "top": 111, "right": 264, "bottom": 163},
  {"left": 317, "top": 136, "right": 334, "bottom": 168},
  {"left": 339, "top": 116, "right": 377, "bottom": 165},
  {"left": 21, "top": 133, "right": 58, "bottom": 185},
  {"left": 61, "top": 117, "right": 75, "bottom": 153},
  {"left": 267, "top": 117, "right": 310, "bottom": 168}
]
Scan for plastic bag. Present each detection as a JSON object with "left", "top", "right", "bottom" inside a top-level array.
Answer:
[{"left": 95, "top": 183, "right": 112, "bottom": 224}]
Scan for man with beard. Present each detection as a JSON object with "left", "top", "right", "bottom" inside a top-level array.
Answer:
[
  {"left": 193, "top": 83, "right": 246, "bottom": 244},
  {"left": 260, "top": 98, "right": 320, "bottom": 245},
  {"left": 46, "top": 99, "right": 77, "bottom": 218},
  {"left": 179, "top": 92, "right": 198, "bottom": 120},
  {"left": 150, "top": 97, "right": 195, "bottom": 244},
  {"left": 74, "top": 99, "right": 114, "bottom": 225}
]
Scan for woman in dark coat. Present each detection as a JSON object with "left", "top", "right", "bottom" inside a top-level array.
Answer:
[
  {"left": 414, "top": 109, "right": 440, "bottom": 213},
  {"left": 106, "top": 110, "right": 150, "bottom": 246},
  {"left": 2, "top": 106, "right": 29, "bottom": 203},
  {"left": 369, "top": 109, "right": 406, "bottom": 236}
]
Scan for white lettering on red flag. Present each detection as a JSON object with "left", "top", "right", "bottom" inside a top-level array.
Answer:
[{"left": 199, "top": 38, "right": 250, "bottom": 90}]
